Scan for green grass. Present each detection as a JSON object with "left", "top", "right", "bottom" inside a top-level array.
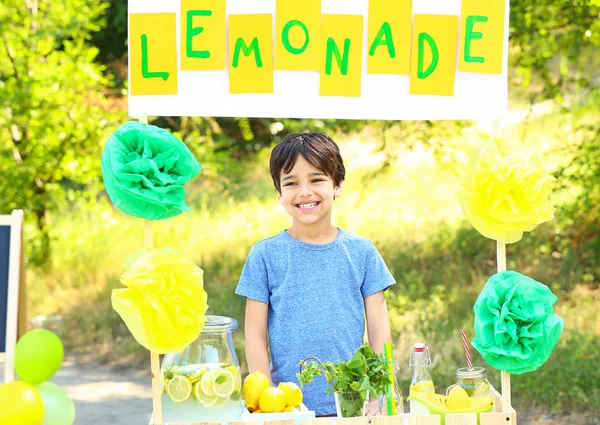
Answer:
[{"left": 25, "top": 109, "right": 600, "bottom": 415}]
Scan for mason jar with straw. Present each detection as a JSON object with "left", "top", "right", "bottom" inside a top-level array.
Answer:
[{"left": 446, "top": 330, "right": 492, "bottom": 399}]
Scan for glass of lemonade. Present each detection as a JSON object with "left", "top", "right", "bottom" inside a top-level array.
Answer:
[
  {"left": 161, "top": 316, "right": 243, "bottom": 424},
  {"left": 446, "top": 367, "right": 491, "bottom": 399}
]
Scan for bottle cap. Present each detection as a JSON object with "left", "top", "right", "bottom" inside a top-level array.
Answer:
[
  {"left": 413, "top": 343, "right": 426, "bottom": 352},
  {"left": 409, "top": 343, "right": 432, "bottom": 367}
]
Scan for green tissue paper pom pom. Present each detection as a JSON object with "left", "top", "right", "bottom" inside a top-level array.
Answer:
[
  {"left": 101, "top": 121, "right": 201, "bottom": 220},
  {"left": 472, "top": 270, "right": 564, "bottom": 374}
]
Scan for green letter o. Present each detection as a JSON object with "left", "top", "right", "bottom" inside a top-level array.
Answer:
[{"left": 282, "top": 20, "right": 309, "bottom": 55}]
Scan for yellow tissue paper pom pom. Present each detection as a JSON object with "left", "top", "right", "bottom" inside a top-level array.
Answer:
[
  {"left": 112, "top": 248, "right": 208, "bottom": 353},
  {"left": 458, "top": 138, "right": 555, "bottom": 244}
]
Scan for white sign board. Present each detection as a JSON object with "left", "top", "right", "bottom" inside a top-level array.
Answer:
[{"left": 128, "top": 0, "right": 509, "bottom": 120}]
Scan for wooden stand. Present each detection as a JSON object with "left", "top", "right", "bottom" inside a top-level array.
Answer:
[
  {"left": 146, "top": 218, "right": 163, "bottom": 425},
  {"left": 491, "top": 118, "right": 512, "bottom": 416},
  {"left": 134, "top": 115, "right": 164, "bottom": 425}
]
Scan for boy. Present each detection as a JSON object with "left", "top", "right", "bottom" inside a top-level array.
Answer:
[{"left": 235, "top": 132, "right": 395, "bottom": 416}]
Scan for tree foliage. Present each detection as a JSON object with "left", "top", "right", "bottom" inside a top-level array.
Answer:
[
  {"left": 2, "top": 0, "right": 599, "bottom": 266},
  {"left": 0, "top": 0, "right": 118, "bottom": 265}
]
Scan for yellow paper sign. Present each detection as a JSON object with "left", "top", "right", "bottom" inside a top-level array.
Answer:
[
  {"left": 459, "top": 0, "right": 505, "bottom": 74},
  {"left": 320, "top": 15, "right": 364, "bottom": 97},
  {"left": 409, "top": 14, "right": 458, "bottom": 97},
  {"left": 276, "top": 0, "right": 321, "bottom": 70},
  {"left": 181, "top": 0, "right": 226, "bottom": 71},
  {"left": 367, "top": 0, "right": 412, "bottom": 74},
  {"left": 130, "top": 13, "right": 178, "bottom": 96},
  {"left": 228, "top": 14, "right": 274, "bottom": 94}
]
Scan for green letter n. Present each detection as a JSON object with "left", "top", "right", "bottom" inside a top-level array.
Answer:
[
  {"left": 232, "top": 37, "right": 263, "bottom": 68},
  {"left": 325, "top": 37, "right": 351, "bottom": 75},
  {"left": 417, "top": 33, "right": 438, "bottom": 79},
  {"left": 186, "top": 10, "right": 212, "bottom": 59}
]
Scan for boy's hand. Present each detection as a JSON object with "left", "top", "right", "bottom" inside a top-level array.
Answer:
[{"left": 364, "top": 397, "right": 380, "bottom": 418}]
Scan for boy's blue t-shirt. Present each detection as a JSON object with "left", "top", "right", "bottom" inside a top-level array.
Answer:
[{"left": 235, "top": 228, "right": 396, "bottom": 416}]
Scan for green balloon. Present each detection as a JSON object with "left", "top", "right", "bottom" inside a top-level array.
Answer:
[
  {"left": 15, "top": 329, "right": 64, "bottom": 385},
  {"left": 36, "top": 382, "right": 75, "bottom": 425}
]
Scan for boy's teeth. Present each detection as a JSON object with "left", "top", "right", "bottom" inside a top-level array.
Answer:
[{"left": 298, "top": 202, "right": 317, "bottom": 209}]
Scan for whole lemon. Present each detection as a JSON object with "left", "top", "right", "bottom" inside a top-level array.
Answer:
[
  {"left": 259, "top": 387, "right": 287, "bottom": 413},
  {"left": 277, "top": 382, "right": 303, "bottom": 408},
  {"left": 447, "top": 386, "right": 471, "bottom": 410},
  {"left": 243, "top": 371, "right": 270, "bottom": 411}
]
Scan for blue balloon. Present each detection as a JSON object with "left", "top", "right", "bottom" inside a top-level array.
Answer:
[{"left": 36, "top": 382, "right": 75, "bottom": 425}]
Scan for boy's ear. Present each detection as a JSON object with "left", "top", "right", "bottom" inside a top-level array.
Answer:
[{"left": 334, "top": 186, "right": 342, "bottom": 197}]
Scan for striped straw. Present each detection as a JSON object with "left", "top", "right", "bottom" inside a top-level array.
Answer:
[
  {"left": 461, "top": 329, "right": 474, "bottom": 371},
  {"left": 383, "top": 342, "right": 397, "bottom": 415}
]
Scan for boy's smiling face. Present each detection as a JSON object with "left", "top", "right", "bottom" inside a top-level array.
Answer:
[{"left": 279, "top": 155, "right": 341, "bottom": 228}]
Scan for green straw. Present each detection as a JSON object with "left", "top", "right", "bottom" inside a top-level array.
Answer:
[{"left": 383, "top": 342, "right": 397, "bottom": 415}]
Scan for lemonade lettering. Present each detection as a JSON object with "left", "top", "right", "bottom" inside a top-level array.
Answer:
[{"left": 130, "top": 0, "right": 505, "bottom": 96}]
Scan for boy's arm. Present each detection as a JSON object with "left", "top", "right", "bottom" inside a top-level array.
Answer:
[
  {"left": 244, "top": 298, "right": 273, "bottom": 383},
  {"left": 364, "top": 291, "right": 393, "bottom": 354}
]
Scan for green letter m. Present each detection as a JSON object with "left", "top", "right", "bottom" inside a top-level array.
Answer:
[{"left": 232, "top": 37, "right": 263, "bottom": 68}]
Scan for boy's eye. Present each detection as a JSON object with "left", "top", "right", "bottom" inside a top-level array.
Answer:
[
  {"left": 283, "top": 182, "right": 296, "bottom": 186},
  {"left": 312, "top": 179, "right": 325, "bottom": 183}
]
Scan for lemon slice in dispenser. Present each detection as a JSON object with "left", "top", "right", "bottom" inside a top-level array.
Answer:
[
  {"left": 193, "top": 381, "right": 218, "bottom": 407},
  {"left": 212, "top": 369, "right": 236, "bottom": 397},
  {"left": 226, "top": 365, "right": 242, "bottom": 392},
  {"left": 167, "top": 376, "right": 192, "bottom": 403},
  {"left": 200, "top": 370, "right": 218, "bottom": 396},
  {"left": 211, "top": 396, "right": 230, "bottom": 408}
]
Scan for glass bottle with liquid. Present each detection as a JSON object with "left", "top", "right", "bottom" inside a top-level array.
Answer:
[{"left": 408, "top": 343, "right": 434, "bottom": 414}]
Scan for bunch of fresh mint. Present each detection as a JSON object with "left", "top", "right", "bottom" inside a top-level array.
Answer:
[{"left": 297, "top": 345, "right": 391, "bottom": 417}]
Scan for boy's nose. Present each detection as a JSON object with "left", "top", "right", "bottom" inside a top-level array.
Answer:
[{"left": 298, "top": 185, "right": 313, "bottom": 197}]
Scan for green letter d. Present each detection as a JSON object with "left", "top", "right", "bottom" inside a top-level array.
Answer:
[{"left": 417, "top": 33, "right": 438, "bottom": 79}]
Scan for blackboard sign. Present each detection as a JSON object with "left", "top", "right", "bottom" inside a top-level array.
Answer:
[
  {"left": 0, "top": 210, "right": 24, "bottom": 383},
  {"left": 0, "top": 223, "right": 11, "bottom": 353}
]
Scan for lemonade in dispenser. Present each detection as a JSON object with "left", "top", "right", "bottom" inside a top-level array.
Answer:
[{"left": 161, "top": 315, "right": 243, "bottom": 424}]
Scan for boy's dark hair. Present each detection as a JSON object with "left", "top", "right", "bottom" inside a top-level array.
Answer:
[{"left": 270, "top": 132, "right": 346, "bottom": 194}]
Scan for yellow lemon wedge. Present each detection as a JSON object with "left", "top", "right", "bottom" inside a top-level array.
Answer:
[{"left": 447, "top": 386, "right": 471, "bottom": 410}]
